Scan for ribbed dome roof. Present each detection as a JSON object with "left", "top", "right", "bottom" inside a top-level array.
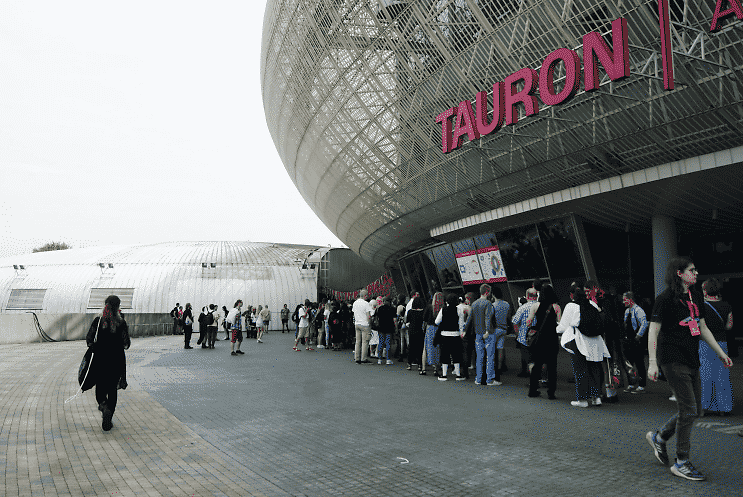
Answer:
[{"left": 0, "top": 241, "right": 329, "bottom": 314}]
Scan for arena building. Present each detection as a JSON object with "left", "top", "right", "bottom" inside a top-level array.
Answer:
[
  {"left": 261, "top": 0, "right": 743, "bottom": 309},
  {"left": 0, "top": 242, "right": 384, "bottom": 343}
]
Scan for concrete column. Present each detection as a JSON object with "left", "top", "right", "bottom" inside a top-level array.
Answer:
[{"left": 652, "top": 215, "right": 678, "bottom": 297}]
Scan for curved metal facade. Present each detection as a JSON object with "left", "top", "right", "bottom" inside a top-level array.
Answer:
[
  {"left": 0, "top": 242, "right": 329, "bottom": 314},
  {"left": 261, "top": 0, "right": 743, "bottom": 269}
]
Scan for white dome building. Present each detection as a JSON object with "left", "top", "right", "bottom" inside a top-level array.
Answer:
[{"left": 0, "top": 241, "right": 384, "bottom": 344}]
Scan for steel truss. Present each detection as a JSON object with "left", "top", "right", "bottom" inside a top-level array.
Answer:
[{"left": 262, "top": 0, "right": 743, "bottom": 268}]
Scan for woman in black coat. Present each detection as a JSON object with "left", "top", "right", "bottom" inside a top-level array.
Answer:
[
  {"left": 86, "top": 295, "right": 130, "bottom": 431},
  {"left": 406, "top": 296, "right": 426, "bottom": 371},
  {"left": 525, "top": 284, "right": 561, "bottom": 399}
]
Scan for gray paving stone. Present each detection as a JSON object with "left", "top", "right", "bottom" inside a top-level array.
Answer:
[{"left": 1, "top": 335, "right": 741, "bottom": 496}]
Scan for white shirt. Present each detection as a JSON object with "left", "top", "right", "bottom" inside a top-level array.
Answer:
[
  {"left": 298, "top": 306, "right": 310, "bottom": 327},
  {"left": 558, "top": 301, "right": 611, "bottom": 362},
  {"left": 352, "top": 298, "right": 372, "bottom": 326},
  {"left": 456, "top": 303, "right": 470, "bottom": 333}
]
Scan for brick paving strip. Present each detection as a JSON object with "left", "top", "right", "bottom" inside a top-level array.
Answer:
[
  {"left": 0, "top": 339, "right": 289, "bottom": 497},
  {"left": 1, "top": 335, "right": 741, "bottom": 497}
]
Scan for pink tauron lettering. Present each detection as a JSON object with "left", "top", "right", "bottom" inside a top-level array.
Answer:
[
  {"left": 583, "top": 17, "right": 630, "bottom": 91},
  {"left": 451, "top": 100, "right": 480, "bottom": 150},
  {"left": 475, "top": 82, "right": 505, "bottom": 136},
  {"left": 505, "top": 68, "right": 539, "bottom": 126},
  {"left": 435, "top": 107, "right": 456, "bottom": 153},
  {"left": 710, "top": 0, "right": 743, "bottom": 31},
  {"left": 539, "top": 48, "right": 582, "bottom": 106}
]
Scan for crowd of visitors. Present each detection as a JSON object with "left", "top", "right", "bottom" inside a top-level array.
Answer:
[{"left": 157, "top": 256, "right": 737, "bottom": 481}]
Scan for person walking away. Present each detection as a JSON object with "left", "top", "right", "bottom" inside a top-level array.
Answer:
[
  {"left": 226, "top": 300, "right": 245, "bottom": 355},
  {"left": 352, "top": 290, "right": 373, "bottom": 363},
  {"left": 376, "top": 296, "right": 397, "bottom": 364},
  {"left": 646, "top": 258, "right": 733, "bottom": 481},
  {"left": 182, "top": 303, "right": 195, "bottom": 349},
  {"left": 524, "top": 284, "right": 561, "bottom": 399},
  {"left": 622, "top": 292, "right": 649, "bottom": 393},
  {"left": 421, "top": 292, "right": 443, "bottom": 376},
  {"left": 699, "top": 278, "right": 734, "bottom": 415},
  {"left": 206, "top": 304, "right": 218, "bottom": 349},
  {"left": 86, "top": 295, "right": 130, "bottom": 432},
  {"left": 293, "top": 300, "right": 313, "bottom": 351},
  {"left": 258, "top": 305, "right": 270, "bottom": 343},
  {"left": 435, "top": 293, "right": 466, "bottom": 381},
  {"left": 558, "top": 282, "right": 610, "bottom": 408},
  {"left": 281, "top": 304, "right": 290, "bottom": 333},
  {"left": 463, "top": 284, "right": 498, "bottom": 386}
]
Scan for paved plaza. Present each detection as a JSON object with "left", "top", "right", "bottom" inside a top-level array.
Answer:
[{"left": 1, "top": 332, "right": 741, "bottom": 497}]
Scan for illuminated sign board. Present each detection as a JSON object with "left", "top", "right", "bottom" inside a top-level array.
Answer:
[{"left": 456, "top": 246, "right": 507, "bottom": 285}]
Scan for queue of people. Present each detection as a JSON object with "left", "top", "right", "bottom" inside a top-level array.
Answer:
[{"left": 87, "top": 257, "right": 737, "bottom": 484}]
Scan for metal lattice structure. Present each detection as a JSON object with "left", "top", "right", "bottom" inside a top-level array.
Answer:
[{"left": 261, "top": 0, "right": 743, "bottom": 269}]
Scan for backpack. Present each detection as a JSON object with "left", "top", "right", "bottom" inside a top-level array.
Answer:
[
  {"left": 578, "top": 302, "right": 603, "bottom": 337},
  {"left": 205, "top": 311, "right": 215, "bottom": 326}
]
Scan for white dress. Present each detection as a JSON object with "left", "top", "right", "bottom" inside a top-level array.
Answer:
[{"left": 558, "top": 301, "right": 611, "bottom": 362}]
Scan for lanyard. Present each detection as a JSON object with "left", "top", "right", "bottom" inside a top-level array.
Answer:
[{"left": 679, "top": 291, "right": 701, "bottom": 335}]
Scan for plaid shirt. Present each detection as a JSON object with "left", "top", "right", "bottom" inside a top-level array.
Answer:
[{"left": 512, "top": 300, "right": 539, "bottom": 346}]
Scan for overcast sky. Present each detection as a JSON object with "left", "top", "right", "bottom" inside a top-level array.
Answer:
[{"left": 0, "top": 1, "right": 346, "bottom": 259}]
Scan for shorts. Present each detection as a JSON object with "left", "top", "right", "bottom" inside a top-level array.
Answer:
[
  {"left": 297, "top": 326, "right": 309, "bottom": 340},
  {"left": 231, "top": 329, "right": 243, "bottom": 343},
  {"left": 493, "top": 328, "right": 507, "bottom": 349}
]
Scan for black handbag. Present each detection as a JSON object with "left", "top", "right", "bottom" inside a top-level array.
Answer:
[
  {"left": 524, "top": 307, "right": 553, "bottom": 349},
  {"left": 78, "top": 318, "right": 101, "bottom": 392}
]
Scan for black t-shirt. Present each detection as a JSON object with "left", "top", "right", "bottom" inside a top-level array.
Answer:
[
  {"left": 375, "top": 304, "right": 396, "bottom": 334},
  {"left": 703, "top": 300, "right": 732, "bottom": 342},
  {"left": 651, "top": 288, "right": 706, "bottom": 368}
]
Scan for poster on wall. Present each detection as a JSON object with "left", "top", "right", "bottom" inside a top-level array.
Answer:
[
  {"left": 455, "top": 250, "right": 484, "bottom": 285},
  {"left": 477, "top": 246, "right": 507, "bottom": 283}
]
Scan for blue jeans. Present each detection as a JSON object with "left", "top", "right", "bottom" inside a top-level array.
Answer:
[
  {"left": 659, "top": 362, "right": 702, "bottom": 461},
  {"left": 699, "top": 341, "right": 732, "bottom": 412},
  {"left": 475, "top": 333, "right": 495, "bottom": 383},
  {"left": 378, "top": 333, "right": 392, "bottom": 360}
]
